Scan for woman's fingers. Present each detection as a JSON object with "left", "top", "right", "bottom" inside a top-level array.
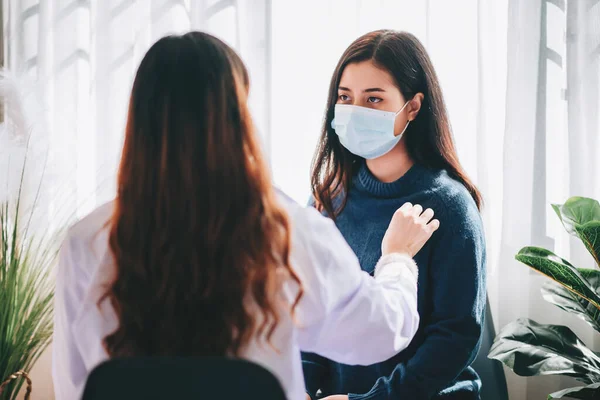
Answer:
[
  {"left": 400, "top": 202, "right": 413, "bottom": 213},
  {"left": 412, "top": 204, "right": 423, "bottom": 217},
  {"left": 382, "top": 203, "right": 441, "bottom": 257},
  {"left": 420, "top": 208, "right": 434, "bottom": 223},
  {"left": 427, "top": 219, "right": 440, "bottom": 233}
]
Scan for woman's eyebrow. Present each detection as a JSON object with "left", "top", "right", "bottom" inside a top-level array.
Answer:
[
  {"left": 337, "top": 86, "right": 386, "bottom": 93},
  {"left": 364, "top": 88, "right": 385, "bottom": 93}
]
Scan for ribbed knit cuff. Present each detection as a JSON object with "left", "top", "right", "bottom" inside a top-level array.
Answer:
[{"left": 374, "top": 253, "right": 418, "bottom": 281}]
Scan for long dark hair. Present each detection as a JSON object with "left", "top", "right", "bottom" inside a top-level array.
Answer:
[
  {"left": 311, "top": 30, "right": 482, "bottom": 217},
  {"left": 104, "top": 32, "right": 302, "bottom": 357}
]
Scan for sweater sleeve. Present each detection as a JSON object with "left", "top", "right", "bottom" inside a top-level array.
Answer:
[{"left": 348, "top": 196, "right": 487, "bottom": 400}]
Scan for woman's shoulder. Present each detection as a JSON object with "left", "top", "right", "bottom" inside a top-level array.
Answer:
[
  {"left": 427, "top": 169, "right": 474, "bottom": 203},
  {"left": 424, "top": 169, "right": 482, "bottom": 232},
  {"left": 67, "top": 200, "right": 114, "bottom": 240},
  {"left": 60, "top": 201, "right": 115, "bottom": 283}
]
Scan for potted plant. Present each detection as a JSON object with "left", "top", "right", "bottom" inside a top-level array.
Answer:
[
  {"left": 489, "top": 196, "right": 600, "bottom": 399},
  {"left": 0, "top": 72, "right": 69, "bottom": 399}
]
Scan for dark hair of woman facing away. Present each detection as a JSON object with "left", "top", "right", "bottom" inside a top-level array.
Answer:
[
  {"left": 311, "top": 30, "right": 482, "bottom": 218},
  {"left": 102, "top": 31, "right": 302, "bottom": 357}
]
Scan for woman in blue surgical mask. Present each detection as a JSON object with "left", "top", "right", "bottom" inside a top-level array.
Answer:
[{"left": 302, "top": 30, "right": 487, "bottom": 400}]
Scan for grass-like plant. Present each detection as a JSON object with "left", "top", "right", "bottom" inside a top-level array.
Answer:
[
  {"left": 0, "top": 154, "right": 61, "bottom": 399},
  {"left": 0, "top": 70, "right": 70, "bottom": 399}
]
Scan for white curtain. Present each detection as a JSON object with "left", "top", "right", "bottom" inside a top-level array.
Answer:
[
  {"left": 4, "top": 1, "right": 600, "bottom": 399},
  {"left": 497, "top": 0, "right": 600, "bottom": 397},
  {"left": 4, "top": 0, "right": 272, "bottom": 219}
]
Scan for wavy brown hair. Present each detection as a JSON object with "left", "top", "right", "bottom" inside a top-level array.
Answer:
[
  {"left": 312, "top": 30, "right": 482, "bottom": 218},
  {"left": 103, "top": 32, "right": 302, "bottom": 357}
]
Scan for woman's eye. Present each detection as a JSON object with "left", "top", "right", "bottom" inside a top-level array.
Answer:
[
  {"left": 367, "top": 97, "right": 382, "bottom": 103},
  {"left": 338, "top": 94, "right": 350, "bottom": 101}
]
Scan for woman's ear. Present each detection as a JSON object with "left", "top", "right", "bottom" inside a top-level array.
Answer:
[{"left": 407, "top": 93, "right": 424, "bottom": 121}]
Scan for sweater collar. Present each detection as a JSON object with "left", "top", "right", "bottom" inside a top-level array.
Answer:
[{"left": 355, "top": 161, "right": 429, "bottom": 198}]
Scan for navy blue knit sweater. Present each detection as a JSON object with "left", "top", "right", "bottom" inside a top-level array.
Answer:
[{"left": 302, "top": 162, "right": 486, "bottom": 400}]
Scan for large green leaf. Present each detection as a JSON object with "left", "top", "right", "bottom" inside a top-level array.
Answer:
[
  {"left": 542, "top": 269, "right": 600, "bottom": 333},
  {"left": 488, "top": 318, "right": 600, "bottom": 384},
  {"left": 553, "top": 197, "right": 600, "bottom": 267},
  {"left": 516, "top": 247, "right": 600, "bottom": 310},
  {"left": 553, "top": 197, "right": 600, "bottom": 234},
  {"left": 576, "top": 222, "right": 600, "bottom": 268},
  {"left": 580, "top": 269, "right": 600, "bottom": 290},
  {"left": 549, "top": 383, "right": 600, "bottom": 399},
  {"left": 542, "top": 281, "right": 600, "bottom": 333}
]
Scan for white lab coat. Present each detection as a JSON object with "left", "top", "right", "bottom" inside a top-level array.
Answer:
[{"left": 52, "top": 192, "right": 419, "bottom": 400}]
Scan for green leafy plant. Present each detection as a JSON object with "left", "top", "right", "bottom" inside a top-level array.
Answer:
[{"left": 489, "top": 197, "right": 600, "bottom": 399}]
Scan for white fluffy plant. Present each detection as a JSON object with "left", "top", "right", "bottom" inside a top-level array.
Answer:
[{"left": 0, "top": 70, "right": 71, "bottom": 400}]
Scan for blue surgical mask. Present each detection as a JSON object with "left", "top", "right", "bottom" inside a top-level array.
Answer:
[{"left": 331, "top": 101, "right": 411, "bottom": 159}]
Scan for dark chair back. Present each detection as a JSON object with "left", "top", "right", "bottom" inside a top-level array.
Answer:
[{"left": 81, "top": 357, "right": 287, "bottom": 400}]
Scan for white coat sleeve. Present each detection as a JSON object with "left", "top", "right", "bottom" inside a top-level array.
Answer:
[
  {"left": 52, "top": 237, "right": 87, "bottom": 400},
  {"left": 287, "top": 204, "right": 419, "bottom": 366}
]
